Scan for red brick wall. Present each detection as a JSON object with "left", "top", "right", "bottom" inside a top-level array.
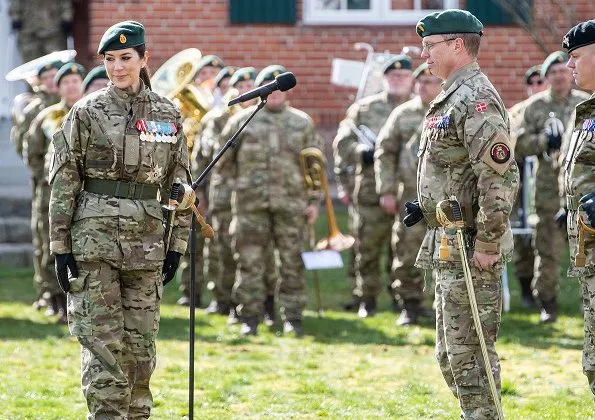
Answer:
[{"left": 81, "top": 0, "right": 594, "bottom": 128}]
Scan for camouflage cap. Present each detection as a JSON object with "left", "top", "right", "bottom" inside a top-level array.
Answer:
[
  {"left": 214, "top": 66, "right": 238, "bottom": 87},
  {"left": 563, "top": 19, "right": 595, "bottom": 53},
  {"left": 416, "top": 9, "right": 483, "bottom": 38},
  {"left": 524, "top": 65, "right": 542, "bottom": 84},
  {"left": 97, "top": 20, "right": 145, "bottom": 55},
  {"left": 196, "top": 55, "right": 225, "bottom": 72},
  {"left": 255, "top": 65, "right": 286, "bottom": 87},
  {"left": 229, "top": 67, "right": 257, "bottom": 87},
  {"left": 54, "top": 62, "right": 86, "bottom": 86},
  {"left": 38, "top": 60, "right": 64, "bottom": 77},
  {"left": 541, "top": 51, "right": 568, "bottom": 77},
  {"left": 382, "top": 54, "right": 413, "bottom": 73},
  {"left": 82, "top": 65, "right": 108, "bottom": 92},
  {"left": 412, "top": 63, "right": 433, "bottom": 79}
]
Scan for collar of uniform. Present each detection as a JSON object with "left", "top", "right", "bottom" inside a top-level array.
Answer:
[
  {"left": 441, "top": 61, "right": 480, "bottom": 92},
  {"left": 107, "top": 80, "right": 148, "bottom": 103}
]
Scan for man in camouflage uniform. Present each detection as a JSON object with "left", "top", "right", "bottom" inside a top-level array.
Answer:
[
  {"left": 192, "top": 54, "right": 224, "bottom": 109},
  {"left": 333, "top": 55, "right": 414, "bottom": 318},
  {"left": 11, "top": 60, "right": 61, "bottom": 309},
  {"left": 9, "top": 0, "right": 72, "bottom": 62},
  {"left": 219, "top": 65, "right": 321, "bottom": 336},
  {"left": 375, "top": 63, "right": 442, "bottom": 326},
  {"left": 412, "top": 10, "right": 519, "bottom": 418},
  {"left": 24, "top": 62, "right": 85, "bottom": 323},
  {"left": 515, "top": 51, "right": 590, "bottom": 322},
  {"left": 559, "top": 19, "right": 595, "bottom": 396}
]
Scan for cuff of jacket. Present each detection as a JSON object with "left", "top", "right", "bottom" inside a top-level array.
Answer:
[
  {"left": 50, "top": 240, "right": 71, "bottom": 255},
  {"left": 169, "top": 237, "right": 188, "bottom": 255}
]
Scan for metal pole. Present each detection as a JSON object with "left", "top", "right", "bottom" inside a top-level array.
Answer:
[{"left": 188, "top": 215, "right": 196, "bottom": 419}]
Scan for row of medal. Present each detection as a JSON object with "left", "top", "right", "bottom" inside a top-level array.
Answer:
[{"left": 135, "top": 119, "right": 178, "bottom": 143}]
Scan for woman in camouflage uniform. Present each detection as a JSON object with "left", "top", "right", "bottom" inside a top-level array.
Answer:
[{"left": 49, "top": 21, "right": 191, "bottom": 418}]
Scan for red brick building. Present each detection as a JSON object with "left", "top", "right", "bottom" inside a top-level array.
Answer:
[{"left": 74, "top": 0, "right": 594, "bottom": 128}]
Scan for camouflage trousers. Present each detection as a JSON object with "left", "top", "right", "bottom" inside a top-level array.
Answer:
[
  {"left": 36, "top": 181, "right": 61, "bottom": 298},
  {"left": 390, "top": 217, "right": 426, "bottom": 304},
  {"left": 580, "top": 275, "right": 595, "bottom": 395},
  {"left": 30, "top": 178, "right": 43, "bottom": 297},
  {"left": 67, "top": 261, "right": 162, "bottom": 419},
  {"left": 231, "top": 208, "right": 305, "bottom": 321},
  {"left": 435, "top": 262, "right": 502, "bottom": 419},
  {"left": 353, "top": 204, "right": 392, "bottom": 300},
  {"left": 209, "top": 209, "right": 236, "bottom": 306},
  {"left": 512, "top": 234, "right": 535, "bottom": 281},
  {"left": 17, "top": 32, "right": 67, "bottom": 63}
]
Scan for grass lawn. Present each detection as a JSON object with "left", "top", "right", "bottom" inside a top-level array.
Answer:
[{"left": 0, "top": 209, "right": 593, "bottom": 419}]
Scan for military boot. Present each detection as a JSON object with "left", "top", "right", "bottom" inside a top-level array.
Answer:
[
  {"left": 240, "top": 316, "right": 259, "bottom": 336},
  {"left": 396, "top": 299, "right": 421, "bottom": 326},
  {"left": 263, "top": 295, "right": 276, "bottom": 327},
  {"left": 228, "top": 306, "right": 240, "bottom": 325},
  {"left": 45, "top": 295, "right": 60, "bottom": 317},
  {"left": 55, "top": 294, "right": 68, "bottom": 325},
  {"left": 519, "top": 277, "right": 537, "bottom": 308},
  {"left": 342, "top": 295, "right": 361, "bottom": 312},
  {"left": 540, "top": 299, "right": 558, "bottom": 323},
  {"left": 283, "top": 319, "right": 303, "bottom": 337},
  {"left": 357, "top": 298, "right": 377, "bottom": 318}
]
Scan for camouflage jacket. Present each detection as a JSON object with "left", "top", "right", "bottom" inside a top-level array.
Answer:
[
  {"left": 416, "top": 62, "right": 519, "bottom": 268},
  {"left": 24, "top": 101, "right": 69, "bottom": 183},
  {"left": 333, "top": 91, "right": 404, "bottom": 206},
  {"left": 9, "top": 0, "right": 72, "bottom": 37},
  {"left": 218, "top": 103, "right": 321, "bottom": 213},
  {"left": 49, "top": 83, "right": 191, "bottom": 270},
  {"left": 560, "top": 94, "right": 595, "bottom": 277},
  {"left": 375, "top": 95, "right": 428, "bottom": 201}
]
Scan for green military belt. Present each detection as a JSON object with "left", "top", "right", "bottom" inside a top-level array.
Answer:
[{"left": 84, "top": 178, "right": 159, "bottom": 200}]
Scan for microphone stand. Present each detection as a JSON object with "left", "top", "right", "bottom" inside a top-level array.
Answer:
[{"left": 184, "top": 98, "right": 267, "bottom": 420}]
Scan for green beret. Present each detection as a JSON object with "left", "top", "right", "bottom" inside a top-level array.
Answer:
[
  {"left": 412, "top": 63, "right": 433, "bottom": 80},
  {"left": 82, "top": 65, "right": 108, "bottom": 92},
  {"left": 38, "top": 60, "right": 64, "bottom": 77},
  {"left": 54, "top": 62, "right": 86, "bottom": 86},
  {"left": 416, "top": 9, "right": 483, "bottom": 38},
  {"left": 524, "top": 65, "right": 542, "bottom": 84},
  {"left": 214, "top": 66, "right": 238, "bottom": 87},
  {"left": 97, "top": 20, "right": 145, "bottom": 55},
  {"left": 382, "top": 54, "right": 413, "bottom": 74},
  {"left": 229, "top": 67, "right": 257, "bottom": 87},
  {"left": 255, "top": 65, "right": 286, "bottom": 87},
  {"left": 541, "top": 51, "right": 568, "bottom": 77},
  {"left": 563, "top": 19, "right": 595, "bottom": 53},
  {"left": 196, "top": 55, "right": 224, "bottom": 72}
]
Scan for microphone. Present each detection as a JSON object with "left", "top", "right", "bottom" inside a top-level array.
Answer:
[{"left": 228, "top": 72, "right": 296, "bottom": 106}]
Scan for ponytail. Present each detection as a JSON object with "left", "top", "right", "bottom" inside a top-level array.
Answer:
[{"left": 133, "top": 44, "right": 152, "bottom": 91}]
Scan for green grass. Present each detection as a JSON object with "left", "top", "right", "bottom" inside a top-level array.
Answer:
[{"left": 0, "top": 209, "right": 593, "bottom": 419}]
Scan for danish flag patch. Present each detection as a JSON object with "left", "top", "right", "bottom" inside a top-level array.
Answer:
[{"left": 475, "top": 102, "right": 487, "bottom": 112}]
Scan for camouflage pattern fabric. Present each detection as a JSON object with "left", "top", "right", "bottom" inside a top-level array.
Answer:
[
  {"left": 416, "top": 62, "right": 519, "bottom": 417},
  {"left": 581, "top": 276, "right": 595, "bottom": 395},
  {"left": 333, "top": 91, "right": 406, "bottom": 300},
  {"left": 49, "top": 82, "right": 191, "bottom": 417},
  {"left": 515, "top": 88, "right": 590, "bottom": 302},
  {"left": 219, "top": 103, "right": 321, "bottom": 321},
  {"left": 375, "top": 95, "right": 429, "bottom": 303}
]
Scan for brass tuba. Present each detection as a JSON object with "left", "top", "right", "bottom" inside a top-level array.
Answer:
[
  {"left": 300, "top": 147, "right": 355, "bottom": 252},
  {"left": 150, "top": 48, "right": 212, "bottom": 151}
]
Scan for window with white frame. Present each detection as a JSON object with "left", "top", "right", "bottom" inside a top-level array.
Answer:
[{"left": 303, "top": 0, "right": 460, "bottom": 25}]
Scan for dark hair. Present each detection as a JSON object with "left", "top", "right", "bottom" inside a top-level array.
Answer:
[{"left": 133, "top": 44, "right": 152, "bottom": 90}]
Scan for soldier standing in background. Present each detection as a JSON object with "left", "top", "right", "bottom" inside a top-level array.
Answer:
[
  {"left": 333, "top": 54, "right": 414, "bottom": 318},
  {"left": 508, "top": 64, "right": 547, "bottom": 309},
  {"left": 24, "top": 62, "right": 85, "bottom": 323},
  {"left": 9, "top": 0, "right": 72, "bottom": 62},
  {"left": 560, "top": 18, "right": 595, "bottom": 396},
  {"left": 81, "top": 65, "right": 109, "bottom": 95},
  {"left": 375, "top": 63, "right": 442, "bottom": 326},
  {"left": 515, "top": 51, "right": 590, "bottom": 323},
  {"left": 219, "top": 65, "right": 321, "bottom": 336},
  {"left": 412, "top": 10, "right": 519, "bottom": 417}
]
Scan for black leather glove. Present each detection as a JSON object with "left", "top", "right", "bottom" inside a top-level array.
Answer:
[
  {"left": 55, "top": 253, "right": 78, "bottom": 293},
  {"left": 11, "top": 20, "right": 22, "bottom": 31},
  {"left": 579, "top": 192, "right": 595, "bottom": 228},
  {"left": 403, "top": 200, "right": 423, "bottom": 227},
  {"left": 546, "top": 131, "right": 562, "bottom": 151},
  {"left": 362, "top": 148, "right": 374, "bottom": 166},
  {"left": 554, "top": 206, "right": 568, "bottom": 229},
  {"left": 544, "top": 115, "right": 564, "bottom": 151},
  {"left": 60, "top": 20, "right": 73, "bottom": 33},
  {"left": 162, "top": 251, "right": 182, "bottom": 286}
]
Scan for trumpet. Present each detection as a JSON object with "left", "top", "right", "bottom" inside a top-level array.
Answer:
[{"left": 300, "top": 147, "right": 355, "bottom": 252}]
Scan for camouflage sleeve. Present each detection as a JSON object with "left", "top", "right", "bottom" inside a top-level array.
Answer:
[
  {"left": 375, "top": 108, "right": 401, "bottom": 196},
  {"left": 464, "top": 96, "right": 519, "bottom": 255},
  {"left": 332, "top": 103, "right": 360, "bottom": 195},
  {"left": 215, "top": 114, "right": 240, "bottom": 179},
  {"left": 16, "top": 100, "right": 43, "bottom": 163},
  {"left": 48, "top": 106, "right": 87, "bottom": 254},
  {"left": 558, "top": 112, "right": 576, "bottom": 207},
  {"left": 162, "top": 115, "right": 192, "bottom": 255},
  {"left": 60, "top": 0, "right": 73, "bottom": 22},
  {"left": 23, "top": 113, "right": 46, "bottom": 183},
  {"left": 9, "top": 0, "right": 22, "bottom": 23},
  {"left": 515, "top": 101, "right": 548, "bottom": 159}
]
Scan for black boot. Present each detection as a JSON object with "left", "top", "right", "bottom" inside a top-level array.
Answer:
[
  {"left": 240, "top": 316, "right": 259, "bottom": 336},
  {"left": 44, "top": 295, "right": 60, "bottom": 317},
  {"left": 540, "top": 299, "right": 558, "bottom": 323},
  {"left": 55, "top": 294, "right": 68, "bottom": 325},
  {"left": 357, "top": 298, "right": 377, "bottom": 318},
  {"left": 283, "top": 319, "right": 303, "bottom": 337},
  {"left": 228, "top": 307, "right": 240, "bottom": 325},
  {"left": 519, "top": 277, "right": 536, "bottom": 308},
  {"left": 263, "top": 295, "right": 276, "bottom": 327},
  {"left": 343, "top": 295, "right": 361, "bottom": 312},
  {"left": 396, "top": 299, "right": 421, "bottom": 326}
]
